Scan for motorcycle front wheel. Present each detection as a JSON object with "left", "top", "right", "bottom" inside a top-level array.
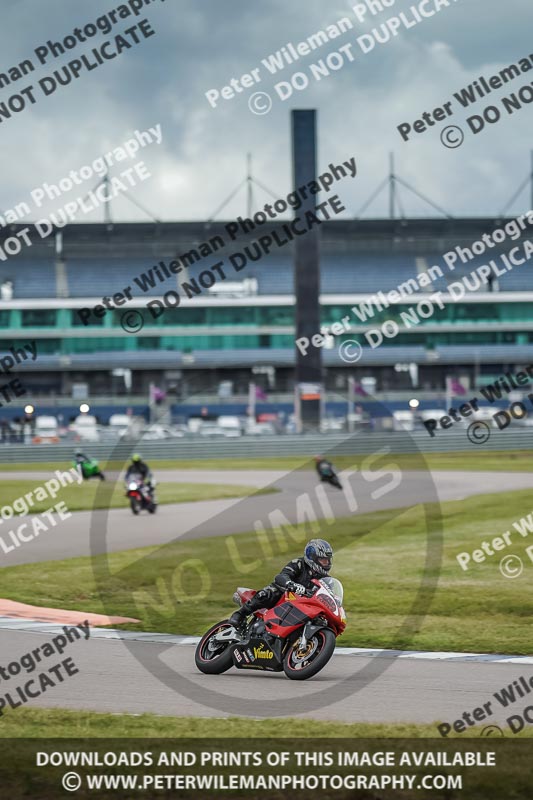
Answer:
[
  {"left": 283, "top": 628, "right": 336, "bottom": 680},
  {"left": 130, "top": 498, "right": 141, "bottom": 515},
  {"left": 195, "top": 621, "right": 236, "bottom": 674}
]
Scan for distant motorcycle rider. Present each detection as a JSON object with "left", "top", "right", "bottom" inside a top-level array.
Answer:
[
  {"left": 229, "top": 538, "right": 333, "bottom": 630},
  {"left": 74, "top": 450, "right": 91, "bottom": 478},
  {"left": 314, "top": 455, "right": 334, "bottom": 480},
  {"left": 74, "top": 449, "right": 90, "bottom": 466},
  {"left": 314, "top": 455, "right": 342, "bottom": 489},
  {"left": 125, "top": 454, "right": 154, "bottom": 495}
]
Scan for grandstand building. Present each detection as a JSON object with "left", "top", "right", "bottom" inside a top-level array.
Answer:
[{"left": 1, "top": 218, "right": 532, "bottom": 413}]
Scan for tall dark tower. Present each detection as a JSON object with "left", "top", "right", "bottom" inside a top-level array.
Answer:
[{"left": 292, "top": 109, "right": 322, "bottom": 431}]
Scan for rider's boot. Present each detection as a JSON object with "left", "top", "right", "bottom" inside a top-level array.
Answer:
[{"left": 229, "top": 598, "right": 260, "bottom": 630}]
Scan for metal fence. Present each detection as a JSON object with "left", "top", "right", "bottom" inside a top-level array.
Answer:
[{"left": 0, "top": 428, "right": 531, "bottom": 463}]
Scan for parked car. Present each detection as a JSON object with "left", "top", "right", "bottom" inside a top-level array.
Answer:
[
  {"left": 140, "top": 425, "right": 185, "bottom": 440},
  {"left": 392, "top": 411, "right": 415, "bottom": 431},
  {"left": 320, "top": 417, "right": 345, "bottom": 433},
  {"left": 33, "top": 415, "right": 60, "bottom": 444},
  {"left": 108, "top": 413, "right": 132, "bottom": 439},
  {"left": 198, "top": 423, "right": 227, "bottom": 438},
  {"left": 245, "top": 421, "right": 277, "bottom": 436},
  {"left": 346, "top": 412, "right": 372, "bottom": 431},
  {"left": 71, "top": 414, "right": 100, "bottom": 442},
  {"left": 216, "top": 416, "right": 242, "bottom": 437}
]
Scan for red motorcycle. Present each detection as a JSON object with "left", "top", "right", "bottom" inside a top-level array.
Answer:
[
  {"left": 125, "top": 474, "right": 157, "bottom": 515},
  {"left": 195, "top": 577, "right": 346, "bottom": 681}
]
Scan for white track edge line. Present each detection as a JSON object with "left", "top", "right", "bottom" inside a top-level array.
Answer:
[{"left": 0, "top": 617, "right": 531, "bottom": 664}]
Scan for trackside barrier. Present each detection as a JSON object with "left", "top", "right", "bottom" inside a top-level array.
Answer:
[{"left": 0, "top": 429, "right": 531, "bottom": 463}]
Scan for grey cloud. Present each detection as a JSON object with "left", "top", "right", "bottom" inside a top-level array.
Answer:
[{"left": 0, "top": 0, "right": 531, "bottom": 221}]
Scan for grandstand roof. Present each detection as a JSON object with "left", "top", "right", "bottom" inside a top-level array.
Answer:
[{"left": 1, "top": 217, "right": 527, "bottom": 255}]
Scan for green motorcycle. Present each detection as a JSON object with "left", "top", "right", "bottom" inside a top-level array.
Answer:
[{"left": 73, "top": 457, "right": 105, "bottom": 481}]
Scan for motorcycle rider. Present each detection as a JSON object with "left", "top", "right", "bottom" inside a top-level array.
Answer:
[
  {"left": 125, "top": 454, "right": 154, "bottom": 497},
  {"left": 314, "top": 455, "right": 336, "bottom": 480},
  {"left": 74, "top": 449, "right": 91, "bottom": 478},
  {"left": 229, "top": 538, "right": 333, "bottom": 630}
]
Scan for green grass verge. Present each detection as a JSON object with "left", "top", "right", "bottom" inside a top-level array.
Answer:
[
  {"left": 0, "top": 480, "right": 275, "bottom": 513},
  {"left": 0, "top": 706, "right": 525, "bottom": 738},
  {"left": 0, "top": 450, "right": 532, "bottom": 473},
  {"left": 2, "top": 488, "right": 533, "bottom": 654}
]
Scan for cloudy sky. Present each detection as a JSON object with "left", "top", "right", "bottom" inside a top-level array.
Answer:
[{"left": 0, "top": 0, "right": 531, "bottom": 223}]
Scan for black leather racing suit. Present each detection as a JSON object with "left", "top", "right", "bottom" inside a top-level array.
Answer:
[
  {"left": 126, "top": 461, "right": 150, "bottom": 481},
  {"left": 316, "top": 459, "right": 334, "bottom": 479},
  {"left": 125, "top": 461, "right": 154, "bottom": 497},
  {"left": 242, "top": 558, "right": 318, "bottom": 615}
]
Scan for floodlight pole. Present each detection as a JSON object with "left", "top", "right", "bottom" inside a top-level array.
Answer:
[
  {"left": 246, "top": 153, "right": 253, "bottom": 218},
  {"left": 292, "top": 110, "right": 322, "bottom": 432},
  {"left": 389, "top": 152, "right": 395, "bottom": 220},
  {"left": 103, "top": 172, "right": 112, "bottom": 226},
  {"left": 531, "top": 150, "right": 533, "bottom": 211}
]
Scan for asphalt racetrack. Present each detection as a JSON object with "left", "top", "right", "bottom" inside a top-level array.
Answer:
[
  {"left": 1, "top": 466, "right": 532, "bottom": 725},
  {"left": 0, "top": 627, "right": 529, "bottom": 727},
  {"left": 1, "top": 468, "right": 532, "bottom": 566}
]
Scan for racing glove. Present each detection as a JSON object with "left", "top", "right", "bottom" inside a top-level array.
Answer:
[{"left": 287, "top": 581, "right": 307, "bottom": 595}]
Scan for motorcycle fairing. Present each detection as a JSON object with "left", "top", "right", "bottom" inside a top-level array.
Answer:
[
  {"left": 264, "top": 599, "right": 316, "bottom": 637},
  {"left": 231, "top": 637, "right": 283, "bottom": 672}
]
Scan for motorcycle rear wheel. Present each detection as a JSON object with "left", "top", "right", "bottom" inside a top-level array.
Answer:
[
  {"left": 283, "top": 628, "right": 336, "bottom": 680},
  {"left": 195, "top": 621, "right": 236, "bottom": 674}
]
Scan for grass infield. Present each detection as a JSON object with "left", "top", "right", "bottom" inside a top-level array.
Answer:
[
  {"left": 0, "top": 450, "right": 532, "bottom": 473},
  {"left": 1, "top": 707, "right": 528, "bottom": 738},
  {"left": 1, "top": 488, "right": 533, "bottom": 654},
  {"left": 0, "top": 480, "right": 275, "bottom": 514}
]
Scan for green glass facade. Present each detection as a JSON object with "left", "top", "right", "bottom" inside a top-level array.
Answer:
[{"left": 1, "top": 302, "right": 533, "bottom": 355}]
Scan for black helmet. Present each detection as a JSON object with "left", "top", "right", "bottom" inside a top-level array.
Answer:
[{"left": 304, "top": 538, "right": 333, "bottom": 577}]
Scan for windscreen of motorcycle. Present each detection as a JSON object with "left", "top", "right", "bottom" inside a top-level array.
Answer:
[{"left": 319, "top": 577, "right": 343, "bottom": 605}]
